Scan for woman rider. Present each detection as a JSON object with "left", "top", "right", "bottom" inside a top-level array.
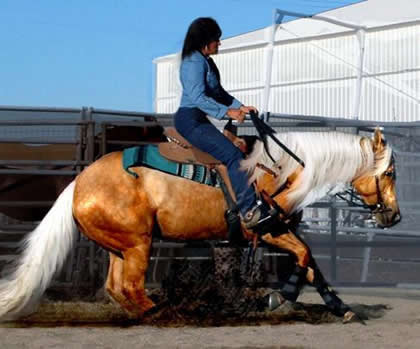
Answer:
[{"left": 174, "top": 17, "right": 274, "bottom": 232}]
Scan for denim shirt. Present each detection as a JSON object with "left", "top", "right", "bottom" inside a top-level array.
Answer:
[{"left": 179, "top": 51, "right": 242, "bottom": 119}]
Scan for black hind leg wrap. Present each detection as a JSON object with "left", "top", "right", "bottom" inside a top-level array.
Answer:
[{"left": 281, "top": 265, "right": 307, "bottom": 302}]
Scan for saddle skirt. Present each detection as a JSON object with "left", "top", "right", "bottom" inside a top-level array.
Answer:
[{"left": 122, "top": 144, "right": 217, "bottom": 186}]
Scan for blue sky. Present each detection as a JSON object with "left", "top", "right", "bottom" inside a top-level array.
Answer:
[{"left": 0, "top": 0, "right": 360, "bottom": 112}]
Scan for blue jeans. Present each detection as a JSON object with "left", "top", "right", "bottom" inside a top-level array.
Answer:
[{"left": 174, "top": 107, "right": 256, "bottom": 216}]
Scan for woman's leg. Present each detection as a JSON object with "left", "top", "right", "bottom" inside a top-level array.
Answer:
[{"left": 174, "top": 108, "right": 256, "bottom": 215}]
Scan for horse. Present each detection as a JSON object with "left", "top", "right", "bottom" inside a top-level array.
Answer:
[{"left": 0, "top": 128, "right": 400, "bottom": 322}]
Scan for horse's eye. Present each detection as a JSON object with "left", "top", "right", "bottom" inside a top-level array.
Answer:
[{"left": 384, "top": 171, "right": 395, "bottom": 179}]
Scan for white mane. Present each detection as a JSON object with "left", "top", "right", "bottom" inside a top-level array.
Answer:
[{"left": 241, "top": 131, "right": 392, "bottom": 213}]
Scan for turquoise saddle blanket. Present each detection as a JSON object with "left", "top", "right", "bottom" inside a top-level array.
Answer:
[{"left": 122, "top": 145, "right": 216, "bottom": 186}]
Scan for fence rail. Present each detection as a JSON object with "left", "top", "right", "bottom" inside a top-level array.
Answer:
[{"left": 1, "top": 106, "right": 419, "bottom": 291}]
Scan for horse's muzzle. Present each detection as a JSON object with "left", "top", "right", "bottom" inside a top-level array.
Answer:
[{"left": 376, "top": 211, "right": 401, "bottom": 228}]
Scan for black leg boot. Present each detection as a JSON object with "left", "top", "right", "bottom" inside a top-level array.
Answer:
[
  {"left": 310, "top": 263, "right": 350, "bottom": 317},
  {"left": 280, "top": 264, "right": 307, "bottom": 302}
]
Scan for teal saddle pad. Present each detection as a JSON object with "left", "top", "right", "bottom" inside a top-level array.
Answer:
[{"left": 122, "top": 145, "right": 216, "bottom": 186}]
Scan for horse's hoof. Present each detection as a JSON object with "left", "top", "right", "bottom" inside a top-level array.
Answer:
[
  {"left": 342, "top": 310, "right": 366, "bottom": 325},
  {"left": 268, "top": 292, "right": 286, "bottom": 311}
]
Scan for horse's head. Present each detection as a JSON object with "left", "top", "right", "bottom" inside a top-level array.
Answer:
[{"left": 352, "top": 129, "right": 401, "bottom": 228}]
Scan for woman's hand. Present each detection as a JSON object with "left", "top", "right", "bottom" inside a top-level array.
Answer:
[
  {"left": 240, "top": 105, "right": 258, "bottom": 114},
  {"left": 226, "top": 108, "right": 246, "bottom": 123}
]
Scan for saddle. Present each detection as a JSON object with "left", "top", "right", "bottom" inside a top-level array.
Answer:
[
  {"left": 158, "top": 127, "right": 222, "bottom": 166},
  {"left": 159, "top": 127, "right": 236, "bottom": 199}
]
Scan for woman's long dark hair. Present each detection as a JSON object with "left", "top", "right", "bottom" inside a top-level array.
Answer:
[{"left": 181, "top": 17, "right": 222, "bottom": 59}]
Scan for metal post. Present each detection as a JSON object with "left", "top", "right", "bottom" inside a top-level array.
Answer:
[
  {"left": 352, "top": 29, "right": 366, "bottom": 120},
  {"left": 76, "top": 108, "right": 86, "bottom": 174},
  {"left": 329, "top": 199, "right": 337, "bottom": 282},
  {"left": 262, "top": 9, "right": 283, "bottom": 121},
  {"left": 361, "top": 231, "right": 375, "bottom": 283},
  {"left": 86, "top": 107, "right": 95, "bottom": 163},
  {"left": 101, "top": 123, "right": 107, "bottom": 156}
]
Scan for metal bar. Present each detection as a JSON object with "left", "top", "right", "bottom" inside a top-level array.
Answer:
[
  {"left": 86, "top": 108, "right": 95, "bottom": 163},
  {"left": 361, "top": 231, "right": 375, "bottom": 282},
  {"left": 101, "top": 123, "right": 107, "bottom": 156},
  {"left": 96, "top": 140, "right": 162, "bottom": 146},
  {"left": 99, "top": 120, "right": 166, "bottom": 127},
  {"left": 334, "top": 226, "right": 420, "bottom": 238},
  {"left": 331, "top": 281, "right": 397, "bottom": 288},
  {"left": 89, "top": 241, "right": 95, "bottom": 289},
  {"left": 0, "top": 120, "right": 89, "bottom": 126},
  {"left": 0, "top": 224, "right": 36, "bottom": 231},
  {"left": 90, "top": 107, "right": 173, "bottom": 119},
  {"left": 0, "top": 139, "right": 79, "bottom": 144},
  {"left": 76, "top": 109, "right": 86, "bottom": 173},
  {"left": 329, "top": 200, "right": 337, "bottom": 282},
  {"left": 304, "top": 240, "right": 420, "bottom": 248},
  {"left": 0, "top": 106, "right": 81, "bottom": 113},
  {"left": 0, "top": 160, "right": 89, "bottom": 166},
  {"left": 0, "top": 169, "right": 78, "bottom": 175},
  {"left": 0, "top": 201, "right": 54, "bottom": 207},
  {"left": 268, "top": 113, "right": 420, "bottom": 128}
]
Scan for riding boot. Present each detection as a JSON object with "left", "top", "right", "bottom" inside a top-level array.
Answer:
[{"left": 280, "top": 264, "right": 307, "bottom": 302}]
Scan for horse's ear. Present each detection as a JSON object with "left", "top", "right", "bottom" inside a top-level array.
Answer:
[{"left": 372, "top": 128, "right": 385, "bottom": 152}]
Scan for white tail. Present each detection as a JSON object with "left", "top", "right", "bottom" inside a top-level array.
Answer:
[{"left": 0, "top": 181, "right": 77, "bottom": 320}]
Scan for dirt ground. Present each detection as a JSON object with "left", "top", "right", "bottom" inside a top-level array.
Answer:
[{"left": 1, "top": 288, "right": 420, "bottom": 349}]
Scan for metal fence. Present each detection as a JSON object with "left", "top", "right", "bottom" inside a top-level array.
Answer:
[{"left": 0, "top": 106, "right": 419, "bottom": 294}]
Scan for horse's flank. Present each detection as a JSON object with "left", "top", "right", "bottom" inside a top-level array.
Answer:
[
  {"left": 73, "top": 152, "right": 229, "bottom": 248},
  {"left": 241, "top": 131, "right": 392, "bottom": 214}
]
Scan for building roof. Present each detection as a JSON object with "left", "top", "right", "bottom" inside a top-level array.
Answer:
[
  {"left": 221, "top": 0, "right": 420, "bottom": 50},
  {"left": 155, "top": 0, "right": 420, "bottom": 62}
]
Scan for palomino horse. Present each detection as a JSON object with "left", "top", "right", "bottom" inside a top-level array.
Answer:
[{"left": 0, "top": 128, "right": 400, "bottom": 321}]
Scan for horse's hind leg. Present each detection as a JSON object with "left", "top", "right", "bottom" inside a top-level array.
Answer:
[
  {"left": 262, "top": 231, "right": 310, "bottom": 303},
  {"left": 105, "top": 253, "right": 133, "bottom": 310},
  {"left": 120, "top": 237, "right": 155, "bottom": 317}
]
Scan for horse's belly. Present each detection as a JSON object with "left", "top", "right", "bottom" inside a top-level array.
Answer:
[{"left": 140, "top": 168, "right": 228, "bottom": 240}]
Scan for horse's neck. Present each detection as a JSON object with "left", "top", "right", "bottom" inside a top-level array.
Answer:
[{"left": 248, "top": 132, "right": 373, "bottom": 213}]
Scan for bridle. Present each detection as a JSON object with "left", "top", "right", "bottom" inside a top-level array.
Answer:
[
  {"left": 336, "top": 154, "right": 396, "bottom": 214},
  {"left": 248, "top": 112, "right": 396, "bottom": 215}
]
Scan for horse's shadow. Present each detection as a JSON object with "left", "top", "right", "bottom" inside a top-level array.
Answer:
[
  {"left": 266, "top": 301, "right": 389, "bottom": 325},
  {"left": 142, "top": 287, "right": 390, "bottom": 326}
]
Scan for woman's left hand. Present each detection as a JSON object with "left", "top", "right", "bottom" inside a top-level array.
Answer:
[{"left": 240, "top": 105, "right": 258, "bottom": 114}]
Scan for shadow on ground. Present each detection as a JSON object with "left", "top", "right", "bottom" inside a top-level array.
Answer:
[{"left": 2, "top": 298, "right": 389, "bottom": 328}]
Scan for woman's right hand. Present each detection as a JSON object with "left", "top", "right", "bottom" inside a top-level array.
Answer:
[{"left": 226, "top": 108, "right": 246, "bottom": 123}]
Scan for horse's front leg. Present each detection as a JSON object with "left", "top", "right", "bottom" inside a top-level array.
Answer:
[
  {"left": 305, "top": 255, "right": 355, "bottom": 320},
  {"left": 262, "top": 231, "right": 352, "bottom": 318}
]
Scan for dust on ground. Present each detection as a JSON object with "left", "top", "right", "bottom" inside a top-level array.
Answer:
[{"left": 1, "top": 288, "right": 420, "bottom": 349}]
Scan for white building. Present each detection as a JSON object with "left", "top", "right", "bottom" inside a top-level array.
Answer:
[{"left": 154, "top": 0, "right": 419, "bottom": 122}]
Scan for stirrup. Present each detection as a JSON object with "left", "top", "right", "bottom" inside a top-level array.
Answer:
[{"left": 243, "top": 200, "right": 279, "bottom": 230}]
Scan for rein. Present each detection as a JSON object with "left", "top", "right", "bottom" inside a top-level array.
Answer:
[{"left": 249, "top": 112, "right": 305, "bottom": 168}]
